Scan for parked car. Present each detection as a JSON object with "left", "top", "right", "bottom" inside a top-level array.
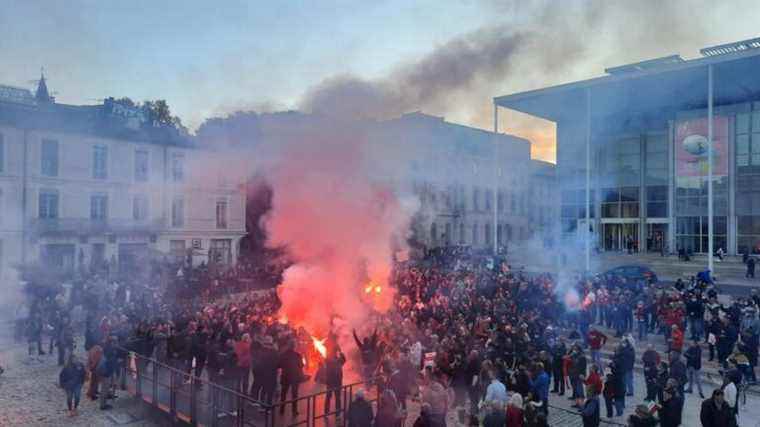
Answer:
[{"left": 602, "top": 265, "right": 658, "bottom": 285}]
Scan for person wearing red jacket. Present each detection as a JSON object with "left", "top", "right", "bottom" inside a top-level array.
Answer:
[
  {"left": 585, "top": 365, "right": 603, "bottom": 396},
  {"left": 588, "top": 328, "right": 608, "bottom": 370},
  {"left": 669, "top": 325, "right": 684, "bottom": 354}
]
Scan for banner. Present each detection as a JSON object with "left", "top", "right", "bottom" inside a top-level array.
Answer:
[{"left": 675, "top": 116, "right": 728, "bottom": 177}]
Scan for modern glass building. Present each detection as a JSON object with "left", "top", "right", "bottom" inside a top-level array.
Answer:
[{"left": 495, "top": 37, "right": 760, "bottom": 259}]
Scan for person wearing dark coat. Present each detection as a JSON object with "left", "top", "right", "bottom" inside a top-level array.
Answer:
[
  {"left": 59, "top": 354, "right": 86, "bottom": 416},
  {"left": 581, "top": 385, "right": 600, "bottom": 427},
  {"left": 324, "top": 347, "right": 346, "bottom": 414},
  {"left": 668, "top": 352, "right": 688, "bottom": 395},
  {"left": 609, "top": 362, "right": 626, "bottom": 417},
  {"left": 483, "top": 401, "right": 507, "bottom": 427},
  {"left": 685, "top": 340, "right": 704, "bottom": 398},
  {"left": 700, "top": 389, "right": 737, "bottom": 427},
  {"left": 347, "top": 389, "right": 374, "bottom": 427},
  {"left": 251, "top": 336, "right": 278, "bottom": 405},
  {"left": 278, "top": 341, "right": 304, "bottom": 415},
  {"left": 551, "top": 339, "right": 567, "bottom": 395},
  {"left": 660, "top": 381, "right": 683, "bottom": 427}
]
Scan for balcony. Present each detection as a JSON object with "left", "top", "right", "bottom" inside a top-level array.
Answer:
[{"left": 29, "top": 218, "right": 165, "bottom": 237}]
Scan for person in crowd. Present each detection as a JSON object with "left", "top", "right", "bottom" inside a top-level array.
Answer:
[
  {"left": 551, "top": 337, "right": 567, "bottom": 396},
  {"left": 628, "top": 404, "right": 657, "bottom": 427},
  {"left": 587, "top": 327, "right": 607, "bottom": 370},
  {"left": 233, "top": 333, "right": 252, "bottom": 394},
  {"left": 422, "top": 370, "right": 450, "bottom": 426},
  {"left": 722, "top": 370, "right": 739, "bottom": 417},
  {"left": 602, "top": 371, "right": 615, "bottom": 419},
  {"left": 353, "top": 328, "right": 381, "bottom": 381},
  {"left": 251, "top": 335, "right": 278, "bottom": 405},
  {"left": 660, "top": 379, "right": 684, "bottom": 427},
  {"left": 347, "top": 389, "right": 374, "bottom": 427},
  {"left": 482, "top": 401, "right": 506, "bottom": 427},
  {"left": 700, "top": 389, "right": 736, "bottom": 427},
  {"left": 485, "top": 369, "right": 508, "bottom": 407},
  {"left": 609, "top": 361, "right": 626, "bottom": 417},
  {"left": 686, "top": 294, "right": 705, "bottom": 341},
  {"left": 669, "top": 324, "right": 685, "bottom": 354},
  {"left": 669, "top": 351, "right": 687, "bottom": 395},
  {"left": 324, "top": 347, "right": 346, "bottom": 415},
  {"left": 413, "top": 403, "right": 435, "bottom": 427},
  {"left": 746, "top": 256, "right": 756, "bottom": 279},
  {"left": 375, "top": 388, "right": 403, "bottom": 427},
  {"left": 635, "top": 301, "right": 648, "bottom": 341},
  {"left": 506, "top": 392, "right": 524, "bottom": 427},
  {"left": 86, "top": 342, "right": 103, "bottom": 401},
  {"left": 278, "top": 340, "right": 304, "bottom": 416},
  {"left": 569, "top": 345, "right": 587, "bottom": 408},
  {"left": 581, "top": 383, "right": 600, "bottom": 427},
  {"left": 98, "top": 336, "right": 117, "bottom": 410},
  {"left": 684, "top": 339, "right": 705, "bottom": 398},
  {"left": 59, "top": 354, "right": 86, "bottom": 417}
]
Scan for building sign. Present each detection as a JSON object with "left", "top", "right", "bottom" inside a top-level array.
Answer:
[
  {"left": 191, "top": 239, "right": 202, "bottom": 249},
  {"left": 675, "top": 116, "right": 728, "bottom": 177}
]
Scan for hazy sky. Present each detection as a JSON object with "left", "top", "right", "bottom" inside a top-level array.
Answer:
[{"left": 2, "top": 1, "right": 759, "bottom": 162}]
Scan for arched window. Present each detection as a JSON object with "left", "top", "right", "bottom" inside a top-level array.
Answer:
[{"left": 430, "top": 223, "right": 438, "bottom": 245}]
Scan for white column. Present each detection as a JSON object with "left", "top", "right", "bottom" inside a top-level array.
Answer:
[
  {"left": 585, "top": 89, "right": 592, "bottom": 272},
  {"left": 493, "top": 103, "right": 499, "bottom": 255},
  {"left": 707, "top": 65, "right": 714, "bottom": 272}
]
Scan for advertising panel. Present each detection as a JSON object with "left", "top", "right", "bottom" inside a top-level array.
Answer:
[{"left": 675, "top": 116, "right": 729, "bottom": 177}]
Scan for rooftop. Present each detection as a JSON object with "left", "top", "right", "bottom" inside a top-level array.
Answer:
[{"left": 495, "top": 36, "right": 760, "bottom": 123}]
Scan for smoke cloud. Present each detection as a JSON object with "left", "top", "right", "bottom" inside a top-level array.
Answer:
[
  {"left": 198, "top": 113, "right": 416, "bottom": 348},
  {"left": 301, "top": 26, "right": 525, "bottom": 120}
]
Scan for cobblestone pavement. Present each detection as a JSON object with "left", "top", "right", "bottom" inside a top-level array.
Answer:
[{"left": 0, "top": 338, "right": 163, "bottom": 427}]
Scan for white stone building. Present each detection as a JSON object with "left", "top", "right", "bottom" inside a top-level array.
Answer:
[
  {"left": 0, "top": 78, "right": 246, "bottom": 285},
  {"left": 370, "top": 112, "right": 538, "bottom": 252}
]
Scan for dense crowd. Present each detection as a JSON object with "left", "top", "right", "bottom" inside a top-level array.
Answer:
[{"left": 17, "top": 248, "right": 760, "bottom": 426}]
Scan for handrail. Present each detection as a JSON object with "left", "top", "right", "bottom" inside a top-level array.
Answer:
[{"left": 120, "top": 347, "right": 381, "bottom": 427}]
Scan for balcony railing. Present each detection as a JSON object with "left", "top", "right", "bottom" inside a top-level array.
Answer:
[{"left": 29, "top": 217, "right": 164, "bottom": 236}]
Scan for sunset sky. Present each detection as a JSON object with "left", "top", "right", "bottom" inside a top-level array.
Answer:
[{"left": 2, "top": 0, "right": 759, "bottom": 162}]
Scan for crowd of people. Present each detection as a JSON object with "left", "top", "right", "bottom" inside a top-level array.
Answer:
[{"left": 15, "top": 246, "right": 760, "bottom": 426}]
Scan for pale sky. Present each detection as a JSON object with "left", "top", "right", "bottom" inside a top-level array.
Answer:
[{"left": 2, "top": 1, "right": 759, "bottom": 162}]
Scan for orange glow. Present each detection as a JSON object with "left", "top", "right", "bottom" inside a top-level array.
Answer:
[
  {"left": 365, "top": 286, "right": 373, "bottom": 294},
  {"left": 279, "top": 315, "right": 289, "bottom": 325},
  {"left": 374, "top": 286, "right": 382, "bottom": 294},
  {"left": 312, "top": 336, "right": 327, "bottom": 358}
]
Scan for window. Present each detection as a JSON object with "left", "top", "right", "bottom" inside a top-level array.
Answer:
[
  {"left": 93, "top": 145, "right": 108, "bottom": 179},
  {"left": 171, "top": 153, "right": 184, "bottom": 182},
  {"left": 91, "top": 243, "right": 105, "bottom": 268},
  {"left": 41, "top": 139, "right": 58, "bottom": 177},
  {"left": 90, "top": 194, "right": 108, "bottom": 220},
  {"left": 484, "top": 190, "right": 492, "bottom": 210},
  {"left": 472, "top": 223, "right": 478, "bottom": 245},
  {"left": 459, "top": 223, "right": 465, "bottom": 244},
  {"left": 0, "top": 132, "right": 4, "bottom": 173},
  {"left": 210, "top": 239, "right": 232, "bottom": 264},
  {"left": 133, "top": 194, "right": 149, "bottom": 221},
  {"left": 135, "top": 149, "right": 149, "bottom": 182},
  {"left": 216, "top": 199, "right": 228, "bottom": 229},
  {"left": 737, "top": 111, "right": 760, "bottom": 172},
  {"left": 472, "top": 188, "right": 480, "bottom": 211},
  {"left": 485, "top": 223, "right": 492, "bottom": 245},
  {"left": 172, "top": 196, "right": 184, "bottom": 227},
  {"left": 39, "top": 189, "right": 59, "bottom": 219},
  {"left": 170, "top": 240, "right": 186, "bottom": 261}
]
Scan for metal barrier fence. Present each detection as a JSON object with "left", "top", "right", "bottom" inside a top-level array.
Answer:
[{"left": 122, "top": 350, "right": 379, "bottom": 427}]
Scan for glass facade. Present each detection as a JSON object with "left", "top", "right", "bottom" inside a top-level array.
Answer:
[{"left": 737, "top": 108, "right": 760, "bottom": 254}]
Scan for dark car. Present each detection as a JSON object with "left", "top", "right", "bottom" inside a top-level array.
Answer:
[{"left": 602, "top": 265, "right": 658, "bottom": 285}]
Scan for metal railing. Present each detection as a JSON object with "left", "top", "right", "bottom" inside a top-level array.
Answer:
[{"left": 122, "top": 350, "right": 380, "bottom": 427}]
